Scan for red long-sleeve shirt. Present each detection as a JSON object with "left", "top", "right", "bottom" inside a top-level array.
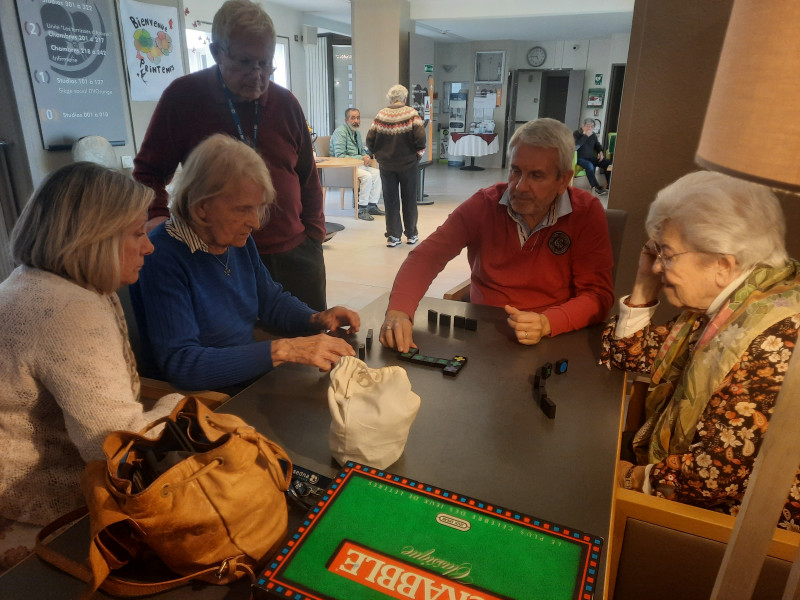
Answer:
[
  {"left": 133, "top": 67, "right": 324, "bottom": 254},
  {"left": 388, "top": 183, "right": 614, "bottom": 336}
]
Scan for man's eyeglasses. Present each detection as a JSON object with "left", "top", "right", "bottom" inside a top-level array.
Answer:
[
  {"left": 224, "top": 52, "right": 275, "bottom": 75},
  {"left": 652, "top": 242, "right": 696, "bottom": 268}
]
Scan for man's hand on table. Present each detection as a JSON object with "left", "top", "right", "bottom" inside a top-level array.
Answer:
[
  {"left": 505, "top": 305, "right": 550, "bottom": 345},
  {"left": 379, "top": 310, "right": 416, "bottom": 353}
]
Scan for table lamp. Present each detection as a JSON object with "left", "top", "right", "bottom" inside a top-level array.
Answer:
[{"left": 694, "top": 1, "right": 800, "bottom": 598}]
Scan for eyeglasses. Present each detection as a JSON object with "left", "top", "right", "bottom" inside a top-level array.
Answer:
[
  {"left": 224, "top": 51, "right": 275, "bottom": 75},
  {"left": 652, "top": 242, "right": 696, "bottom": 268}
]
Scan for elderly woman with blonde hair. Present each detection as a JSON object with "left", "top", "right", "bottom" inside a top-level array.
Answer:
[
  {"left": 602, "top": 170, "right": 800, "bottom": 529},
  {"left": 0, "top": 163, "right": 184, "bottom": 570},
  {"left": 131, "top": 134, "right": 359, "bottom": 391},
  {"left": 366, "top": 84, "right": 427, "bottom": 247}
]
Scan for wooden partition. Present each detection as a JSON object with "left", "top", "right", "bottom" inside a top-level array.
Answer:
[{"left": 607, "top": 488, "right": 797, "bottom": 599}]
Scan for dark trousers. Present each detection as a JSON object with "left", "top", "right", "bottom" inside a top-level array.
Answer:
[
  {"left": 577, "top": 156, "right": 612, "bottom": 188},
  {"left": 380, "top": 166, "right": 418, "bottom": 239},
  {"left": 260, "top": 236, "right": 327, "bottom": 311}
]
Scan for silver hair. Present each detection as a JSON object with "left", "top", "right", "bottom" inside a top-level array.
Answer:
[
  {"left": 582, "top": 118, "right": 595, "bottom": 126},
  {"left": 646, "top": 170, "right": 788, "bottom": 270},
  {"left": 387, "top": 84, "right": 408, "bottom": 104},
  {"left": 508, "top": 118, "right": 574, "bottom": 176}
]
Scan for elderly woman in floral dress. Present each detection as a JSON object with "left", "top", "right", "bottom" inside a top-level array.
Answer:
[{"left": 602, "top": 170, "right": 800, "bottom": 530}]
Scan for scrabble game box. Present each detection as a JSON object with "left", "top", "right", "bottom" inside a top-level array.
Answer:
[{"left": 254, "top": 463, "right": 603, "bottom": 600}]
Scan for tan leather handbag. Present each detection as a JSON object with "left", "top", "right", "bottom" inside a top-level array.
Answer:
[{"left": 35, "top": 396, "right": 291, "bottom": 597}]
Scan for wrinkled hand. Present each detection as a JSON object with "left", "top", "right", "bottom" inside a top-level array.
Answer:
[
  {"left": 630, "top": 240, "right": 662, "bottom": 304},
  {"left": 271, "top": 333, "right": 355, "bottom": 371},
  {"left": 379, "top": 310, "right": 416, "bottom": 353},
  {"left": 145, "top": 215, "right": 168, "bottom": 233},
  {"left": 505, "top": 305, "right": 551, "bottom": 345},
  {"left": 616, "top": 460, "right": 645, "bottom": 491},
  {"left": 362, "top": 155, "right": 371, "bottom": 166},
  {"left": 310, "top": 306, "right": 361, "bottom": 333}
]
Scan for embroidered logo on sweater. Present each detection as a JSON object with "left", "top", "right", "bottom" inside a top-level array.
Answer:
[{"left": 548, "top": 231, "right": 571, "bottom": 255}]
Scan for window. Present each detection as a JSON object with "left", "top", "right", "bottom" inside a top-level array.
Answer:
[
  {"left": 185, "top": 28, "right": 213, "bottom": 74},
  {"left": 273, "top": 36, "right": 290, "bottom": 90}
]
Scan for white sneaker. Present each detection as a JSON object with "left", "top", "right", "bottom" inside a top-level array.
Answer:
[{"left": 386, "top": 236, "right": 401, "bottom": 247}]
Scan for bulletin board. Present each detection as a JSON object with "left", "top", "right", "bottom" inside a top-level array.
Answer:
[{"left": 16, "top": 0, "right": 128, "bottom": 149}]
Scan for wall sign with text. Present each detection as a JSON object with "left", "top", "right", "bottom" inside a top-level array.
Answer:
[{"left": 16, "top": 0, "right": 128, "bottom": 150}]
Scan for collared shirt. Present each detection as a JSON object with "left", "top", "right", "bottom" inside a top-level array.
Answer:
[
  {"left": 498, "top": 188, "right": 572, "bottom": 247},
  {"left": 165, "top": 215, "right": 211, "bottom": 254}
]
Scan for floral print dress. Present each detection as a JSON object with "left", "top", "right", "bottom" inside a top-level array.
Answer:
[{"left": 601, "top": 314, "right": 800, "bottom": 531}]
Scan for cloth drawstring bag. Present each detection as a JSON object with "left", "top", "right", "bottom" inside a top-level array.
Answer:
[{"left": 328, "top": 356, "right": 420, "bottom": 469}]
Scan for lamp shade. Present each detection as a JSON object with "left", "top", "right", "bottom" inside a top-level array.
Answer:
[{"left": 696, "top": 0, "right": 800, "bottom": 192}]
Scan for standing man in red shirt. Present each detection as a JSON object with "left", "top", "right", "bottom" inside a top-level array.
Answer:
[
  {"left": 380, "top": 118, "right": 614, "bottom": 352},
  {"left": 133, "top": 0, "right": 326, "bottom": 310}
]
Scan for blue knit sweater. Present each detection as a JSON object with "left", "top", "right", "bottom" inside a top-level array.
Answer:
[{"left": 130, "top": 224, "right": 316, "bottom": 390}]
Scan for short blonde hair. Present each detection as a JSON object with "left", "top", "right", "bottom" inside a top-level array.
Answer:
[
  {"left": 11, "top": 162, "right": 153, "bottom": 293},
  {"left": 169, "top": 134, "right": 276, "bottom": 227},
  {"left": 387, "top": 84, "right": 408, "bottom": 104}
]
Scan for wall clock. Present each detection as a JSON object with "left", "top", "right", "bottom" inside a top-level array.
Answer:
[{"left": 526, "top": 46, "right": 547, "bottom": 67}]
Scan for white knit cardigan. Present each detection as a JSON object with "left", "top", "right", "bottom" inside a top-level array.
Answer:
[{"left": 0, "top": 267, "right": 181, "bottom": 525}]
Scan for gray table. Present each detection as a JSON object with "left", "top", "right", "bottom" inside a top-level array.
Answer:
[{"left": 0, "top": 294, "right": 623, "bottom": 599}]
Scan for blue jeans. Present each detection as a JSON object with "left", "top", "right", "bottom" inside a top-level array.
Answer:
[{"left": 577, "top": 157, "right": 612, "bottom": 188}]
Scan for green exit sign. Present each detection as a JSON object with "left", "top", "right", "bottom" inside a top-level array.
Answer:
[{"left": 424, "top": 64, "right": 434, "bottom": 73}]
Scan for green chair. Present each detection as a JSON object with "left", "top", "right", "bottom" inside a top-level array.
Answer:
[
  {"left": 607, "top": 132, "right": 617, "bottom": 159},
  {"left": 573, "top": 150, "right": 586, "bottom": 178}
]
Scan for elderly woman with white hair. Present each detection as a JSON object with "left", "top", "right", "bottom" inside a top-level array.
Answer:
[
  {"left": 366, "top": 84, "right": 427, "bottom": 247},
  {"left": 602, "top": 170, "right": 800, "bottom": 529},
  {"left": 131, "top": 134, "right": 359, "bottom": 391}
]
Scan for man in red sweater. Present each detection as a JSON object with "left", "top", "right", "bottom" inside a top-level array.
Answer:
[
  {"left": 380, "top": 118, "right": 614, "bottom": 352},
  {"left": 133, "top": 0, "right": 326, "bottom": 311}
]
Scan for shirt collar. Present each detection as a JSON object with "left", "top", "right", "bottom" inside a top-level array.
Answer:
[
  {"left": 499, "top": 187, "right": 572, "bottom": 239},
  {"left": 165, "top": 214, "right": 211, "bottom": 253}
]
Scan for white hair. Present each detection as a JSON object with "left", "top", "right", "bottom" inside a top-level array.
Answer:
[
  {"left": 646, "top": 171, "right": 788, "bottom": 270},
  {"left": 387, "top": 84, "right": 408, "bottom": 104}
]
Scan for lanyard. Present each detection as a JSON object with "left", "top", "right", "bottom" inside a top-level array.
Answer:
[{"left": 217, "top": 66, "right": 259, "bottom": 149}]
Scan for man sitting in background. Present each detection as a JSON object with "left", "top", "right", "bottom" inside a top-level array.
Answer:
[
  {"left": 330, "top": 108, "right": 384, "bottom": 221},
  {"left": 573, "top": 118, "right": 612, "bottom": 196},
  {"left": 379, "top": 118, "right": 614, "bottom": 352}
]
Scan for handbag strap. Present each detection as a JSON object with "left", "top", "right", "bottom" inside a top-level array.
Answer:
[{"left": 34, "top": 507, "right": 251, "bottom": 598}]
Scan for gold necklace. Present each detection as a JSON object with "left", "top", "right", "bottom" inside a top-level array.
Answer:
[{"left": 212, "top": 248, "right": 231, "bottom": 276}]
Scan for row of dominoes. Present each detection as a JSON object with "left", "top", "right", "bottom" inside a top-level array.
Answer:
[{"left": 427, "top": 309, "right": 478, "bottom": 331}]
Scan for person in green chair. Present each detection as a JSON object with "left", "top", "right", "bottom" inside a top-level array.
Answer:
[{"left": 573, "top": 119, "right": 612, "bottom": 196}]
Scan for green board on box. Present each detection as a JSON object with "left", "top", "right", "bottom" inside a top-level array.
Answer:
[{"left": 255, "top": 463, "right": 603, "bottom": 600}]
